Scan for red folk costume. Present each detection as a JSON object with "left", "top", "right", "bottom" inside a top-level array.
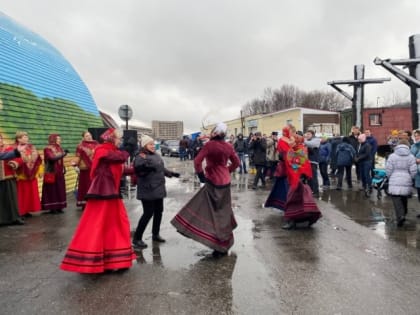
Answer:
[
  {"left": 12, "top": 142, "right": 43, "bottom": 216},
  {"left": 282, "top": 134, "right": 321, "bottom": 225},
  {"left": 74, "top": 139, "right": 98, "bottom": 208},
  {"left": 41, "top": 134, "right": 67, "bottom": 211},
  {"left": 61, "top": 129, "right": 136, "bottom": 273},
  {"left": 283, "top": 135, "right": 312, "bottom": 188}
]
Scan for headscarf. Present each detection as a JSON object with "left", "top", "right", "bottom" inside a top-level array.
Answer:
[
  {"left": 282, "top": 125, "right": 291, "bottom": 138},
  {"left": 100, "top": 128, "right": 116, "bottom": 143}
]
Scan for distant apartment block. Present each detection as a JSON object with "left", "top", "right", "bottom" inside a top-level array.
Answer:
[{"left": 152, "top": 120, "right": 183, "bottom": 140}]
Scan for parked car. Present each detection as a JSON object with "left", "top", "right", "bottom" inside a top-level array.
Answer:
[{"left": 160, "top": 140, "right": 180, "bottom": 157}]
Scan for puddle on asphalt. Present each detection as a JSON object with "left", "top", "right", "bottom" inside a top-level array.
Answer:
[
  {"left": 157, "top": 158, "right": 420, "bottom": 252},
  {"left": 129, "top": 162, "right": 282, "bottom": 313},
  {"left": 323, "top": 189, "right": 420, "bottom": 249}
]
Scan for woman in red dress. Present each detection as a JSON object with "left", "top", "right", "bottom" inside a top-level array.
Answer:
[
  {"left": 281, "top": 127, "right": 321, "bottom": 229},
  {"left": 13, "top": 131, "right": 43, "bottom": 217},
  {"left": 71, "top": 131, "right": 98, "bottom": 209},
  {"left": 60, "top": 128, "right": 137, "bottom": 273},
  {"left": 41, "top": 134, "right": 68, "bottom": 214},
  {"left": 265, "top": 125, "right": 321, "bottom": 229}
]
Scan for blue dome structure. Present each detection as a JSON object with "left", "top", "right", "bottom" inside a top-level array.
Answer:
[{"left": 0, "top": 11, "right": 103, "bottom": 149}]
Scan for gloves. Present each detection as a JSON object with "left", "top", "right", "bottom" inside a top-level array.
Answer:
[
  {"left": 197, "top": 172, "right": 206, "bottom": 183},
  {"left": 171, "top": 172, "right": 180, "bottom": 178}
]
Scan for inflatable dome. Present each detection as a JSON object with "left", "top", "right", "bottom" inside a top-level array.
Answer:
[{"left": 0, "top": 11, "right": 104, "bottom": 149}]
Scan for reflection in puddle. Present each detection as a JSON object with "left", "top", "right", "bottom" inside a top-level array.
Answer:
[{"left": 326, "top": 190, "right": 420, "bottom": 249}]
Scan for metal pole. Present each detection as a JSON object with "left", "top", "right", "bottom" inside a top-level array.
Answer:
[{"left": 409, "top": 34, "right": 420, "bottom": 129}]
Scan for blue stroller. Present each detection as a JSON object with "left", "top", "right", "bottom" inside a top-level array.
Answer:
[{"left": 371, "top": 169, "right": 389, "bottom": 199}]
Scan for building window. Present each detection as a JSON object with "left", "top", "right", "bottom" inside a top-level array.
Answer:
[{"left": 369, "top": 113, "right": 382, "bottom": 126}]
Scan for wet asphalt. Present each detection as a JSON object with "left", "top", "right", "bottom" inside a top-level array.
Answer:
[{"left": 1, "top": 157, "right": 420, "bottom": 315}]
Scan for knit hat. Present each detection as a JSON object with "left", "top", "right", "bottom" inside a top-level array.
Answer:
[{"left": 141, "top": 135, "right": 154, "bottom": 147}]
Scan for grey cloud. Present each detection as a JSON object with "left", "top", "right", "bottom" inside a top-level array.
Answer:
[{"left": 1, "top": 0, "right": 419, "bottom": 132}]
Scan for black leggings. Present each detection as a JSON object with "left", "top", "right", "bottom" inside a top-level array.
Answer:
[{"left": 133, "top": 199, "right": 164, "bottom": 241}]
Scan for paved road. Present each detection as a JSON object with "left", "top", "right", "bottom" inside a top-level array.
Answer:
[{"left": 0, "top": 157, "right": 419, "bottom": 314}]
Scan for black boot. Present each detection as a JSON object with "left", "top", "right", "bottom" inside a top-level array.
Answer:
[
  {"left": 152, "top": 235, "right": 166, "bottom": 243},
  {"left": 397, "top": 217, "right": 405, "bottom": 227},
  {"left": 13, "top": 217, "right": 25, "bottom": 225},
  {"left": 132, "top": 239, "right": 148, "bottom": 249},
  {"left": 212, "top": 250, "right": 227, "bottom": 258}
]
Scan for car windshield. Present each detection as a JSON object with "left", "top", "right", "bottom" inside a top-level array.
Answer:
[{"left": 167, "top": 140, "right": 178, "bottom": 147}]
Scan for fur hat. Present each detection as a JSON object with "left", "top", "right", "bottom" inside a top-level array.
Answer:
[{"left": 141, "top": 135, "right": 154, "bottom": 147}]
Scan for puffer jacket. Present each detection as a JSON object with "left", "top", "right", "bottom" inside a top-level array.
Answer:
[
  {"left": 134, "top": 149, "right": 174, "bottom": 200},
  {"left": 336, "top": 143, "right": 355, "bottom": 167},
  {"left": 318, "top": 141, "right": 331, "bottom": 164},
  {"left": 386, "top": 144, "right": 417, "bottom": 196}
]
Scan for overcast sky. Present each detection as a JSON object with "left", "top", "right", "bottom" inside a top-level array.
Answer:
[{"left": 1, "top": 0, "right": 419, "bottom": 133}]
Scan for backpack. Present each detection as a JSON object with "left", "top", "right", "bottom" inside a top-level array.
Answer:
[{"left": 336, "top": 144, "right": 353, "bottom": 166}]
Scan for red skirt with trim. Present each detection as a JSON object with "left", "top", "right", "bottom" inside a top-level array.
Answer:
[
  {"left": 60, "top": 199, "right": 137, "bottom": 273},
  {"left": 284, "top": 181, "right": 322, "bottom": 224},
  {"left": 17, "top": 179, "right": 41, "bottom": 215}
]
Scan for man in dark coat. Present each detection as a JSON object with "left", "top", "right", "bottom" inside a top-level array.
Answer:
[
  {"left": 348, "top": 126, "right": 361, "bottom": 180},
  {"left": 355, "top": 133, "right": 372, "bottom": 194},
  {"left": 234, "top": 133, "right": 248, "bottom": 174},
  {"left": 364, "top": 129, "right": 378, "bottom": 177},
  {"left": 248, "top": 132, "right": 267, "bottom": 189}
]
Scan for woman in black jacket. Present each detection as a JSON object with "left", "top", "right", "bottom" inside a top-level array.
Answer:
[{"left": 132, "top": 135, "right": 179, "bottom": 249}]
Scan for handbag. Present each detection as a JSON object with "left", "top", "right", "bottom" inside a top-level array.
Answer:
[
  {"left": 44, "top": 172, "right": 56, "bottom": 184},
  {"left": 274, "top": 160, "right": 286, "bottom": 177}
]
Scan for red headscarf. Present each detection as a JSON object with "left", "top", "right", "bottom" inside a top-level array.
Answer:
[
  {"left": 282, "top": 125, "right": 291, "bottom": 138},
  {"left": 100, "top": 128, "right": 116, "bottom": 143}
]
